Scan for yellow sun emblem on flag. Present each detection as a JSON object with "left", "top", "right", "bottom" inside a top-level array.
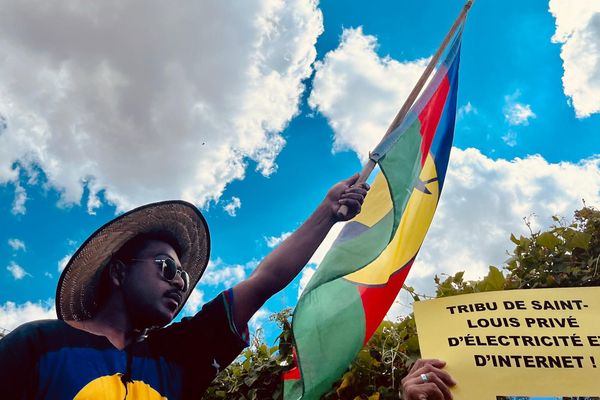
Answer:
[{"left": 345, "top": 153, "right": 439, "bottom": 286}]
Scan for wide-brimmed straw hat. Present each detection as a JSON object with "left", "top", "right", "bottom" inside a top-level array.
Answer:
[{"left": 56, "top": 200, "right": 210, "bottom": 321}]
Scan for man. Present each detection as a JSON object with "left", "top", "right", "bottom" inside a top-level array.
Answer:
[{"left": 0, "top": 174, "right": 369, "bottom": 399}]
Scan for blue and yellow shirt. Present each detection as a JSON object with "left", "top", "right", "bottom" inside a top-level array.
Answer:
[{"left": 0, "top": 290, "right": 248, "bottom": 399}]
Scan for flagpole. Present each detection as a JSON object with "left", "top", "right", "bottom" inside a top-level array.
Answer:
[{"left": 338, "top": 0, "right": 474, "bottom": 218}]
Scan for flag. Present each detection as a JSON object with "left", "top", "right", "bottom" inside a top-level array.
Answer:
[{"left": 284, "top": 22, "right": 464, "bottom": 400}]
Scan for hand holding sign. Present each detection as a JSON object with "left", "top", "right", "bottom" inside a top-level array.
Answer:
[{"left": 400, "top": 359, "right": 456, "bottom": 400}]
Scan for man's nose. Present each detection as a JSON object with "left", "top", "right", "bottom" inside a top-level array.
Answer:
[{"left": 171, "top": 270, "right": 186, "bottom": 291}]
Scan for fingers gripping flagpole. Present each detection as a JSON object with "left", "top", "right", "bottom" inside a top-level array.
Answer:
[{"left": 337, "top": 0, "right": 474, "bottom": 218}]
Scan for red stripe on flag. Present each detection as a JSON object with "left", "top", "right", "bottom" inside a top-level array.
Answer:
[
  {"left": 357, "top": 260, "right": 415, "bottom": 344},
  {"left": 282, "top": 348, "right": 302, "bottom": 381},
  {"left": 418, "top": 75, "right": 450, "bottom": 166}
]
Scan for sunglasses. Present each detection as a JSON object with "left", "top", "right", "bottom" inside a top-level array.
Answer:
[{"left": 130, "top": 257, "right": 189, "bottom": 292}]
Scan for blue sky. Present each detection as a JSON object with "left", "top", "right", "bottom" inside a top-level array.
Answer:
[{"left": 1, "top": 0, "right": 599, "bottom": 343}]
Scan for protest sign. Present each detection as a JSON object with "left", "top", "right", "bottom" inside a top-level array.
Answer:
[{"left": 414, "top": 287, "right": 600, "bottom": 399}]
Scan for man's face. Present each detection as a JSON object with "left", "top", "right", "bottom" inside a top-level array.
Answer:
[{"left": 121, "top": 239, "right": 185, "bottom": 328}]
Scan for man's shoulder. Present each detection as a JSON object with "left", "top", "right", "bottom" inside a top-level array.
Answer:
[
  {"left": 11, "top": 319, "right": 65, "bottom": 334},
  {"left": 1, "top": 319, "right": 66, "bottom": 346}
]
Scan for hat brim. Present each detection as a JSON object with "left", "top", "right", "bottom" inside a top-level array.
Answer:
[{"left": 56, "top": 200, "right": 210, "bottom": 321}]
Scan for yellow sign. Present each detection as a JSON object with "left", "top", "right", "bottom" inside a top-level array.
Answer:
[{"left": 414, "top": 287, "right": 600, "bottom": 399}]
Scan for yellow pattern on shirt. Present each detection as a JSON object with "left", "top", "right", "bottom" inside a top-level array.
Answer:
[{"left": 74, "top": 374, "right": 167, "bottom": 399}]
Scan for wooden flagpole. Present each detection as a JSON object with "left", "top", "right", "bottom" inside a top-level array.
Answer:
[{"left": 338, "top": 0, "right": 474, "bottom": 218}]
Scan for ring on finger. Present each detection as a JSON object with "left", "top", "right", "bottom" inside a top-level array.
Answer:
[{"left": 420, "top": 373, "right": 429, "bottom": 383}]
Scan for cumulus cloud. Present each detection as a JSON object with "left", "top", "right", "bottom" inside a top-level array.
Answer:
[
  {"left": 264, "top": 231, "right": 292, "bottom": 248},
  {"left": 7, "top": 261, "right": 30, "bottom": 280},
  {"left": 183, "top": 288, "right": 205, "bottom": 315},
  {"left": 0, "top": 0, "right": 323, "bottom": 212},
  {"left": 8, "top": 238, "right": 26, "bottom": 251},
  {"left": 549, "top": 1, "right": 600, "bottom": 118},
  {"left": 202, "top": 258, "right": 257, "bottom": 287},
  {"left": 504, "top": 92, "right": 536, "bottom": 126},
  {"left": 309, "top": 27, "right": 429, "bottom": 160},
  {"left": 0, "top": 300, "right": 55, "bottom": 331},
  {"left": 381, "top": 149, "right": 599, "bottom": 318},
  {"left": 223, "top": 196, "right": 241, "bottom": 217}
]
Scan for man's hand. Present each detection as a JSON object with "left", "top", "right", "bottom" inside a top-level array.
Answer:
[
  {"left": 325, "top": 173, "right": 370, "bottom": 222},
  {"left": 400, "top": 359, "right": 456, "bottom": 400}
]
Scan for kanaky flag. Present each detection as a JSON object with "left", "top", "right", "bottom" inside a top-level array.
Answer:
[{"left": 284, "top": 22, "right": 464, "bottom": 400}]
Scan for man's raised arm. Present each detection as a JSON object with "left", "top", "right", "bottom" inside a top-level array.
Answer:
[{"left": 231, "top": 174, "right": 369, "bottom": 330}]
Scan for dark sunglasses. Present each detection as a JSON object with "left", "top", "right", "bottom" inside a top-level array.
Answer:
[{"left": 130, "top": 257, "right": 189, "bottom": 292}]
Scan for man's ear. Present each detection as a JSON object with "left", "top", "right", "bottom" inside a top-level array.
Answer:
[{"left": 109, "top": 259, "right": 127, "bottom": 288}]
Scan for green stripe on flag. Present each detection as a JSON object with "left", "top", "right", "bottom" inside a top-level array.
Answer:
[
  {"left": 287, "top": 279, "right": 365, "bottom": 399},
  {"left": 379, "top": 119, "right": 424, "bottom": 235}
]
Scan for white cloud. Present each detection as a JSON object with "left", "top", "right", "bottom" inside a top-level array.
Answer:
[
  {"left": 57, "top": 253, "right": 72, "bottom": 272},
  {"left": 8, "top": 238, "right": 26, "bottom": 251},
  {"left": 201, "top": 258, "right": 256, "bottom": 287},
  {"left": 0, "top": 0, "right": 323, "bottom": 212},
  {"left": 249, "top": 307, "right": 270, "bottom": 332},
  {"left": 265, "top": 231, "right": 292, "bottom": 248},
  {"left": 44, "top": 272, "right": 53, "bottom": 279},
  {"left": 6, "top": 261, "right": 30, "bottom": 280},
  {"left": 183, "top": 288, "right": 205, "bottom": 315},
  {"left": 308, "top": 27, "right": 429, "bottom": 160},
  {"left": 504, "top": 92, "right": 536, "bottom": 126},
  {"left": 11, "top": 181, "right": 27, "bottom": 215},
  {"left": 0, "top": 299, "right": 56, "bottom": 331},
  {"left": 457, "top": 101, "right": 477, "bottom": 120},
  {"left": 397, "top": 149, "right": 600, "bottom": 319},
  {"left": 501, "top": 131, "right": 517, "bottom": 147},
  {"left": 223, "top": 197, "right": 242, "bottom": 217},
  {"left": 549, "top": 1, "right": 600, "bottom": 118}
]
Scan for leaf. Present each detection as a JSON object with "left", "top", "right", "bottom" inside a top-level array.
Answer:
[
  {"left": 510, "top": 233, "right": 520, "bottom": 245},
  {"left": 565, "top": 230, "right": 591, "bottom": 250},
  {"left": 536, "top": 232, "right": 561, "bottom": 249},
  {"left": 480, "top": 266, "right": 505, "bottom": 291},
  {"left": 336, "top": 372, "right": 353, "bottom": 396},
  {"left": 452, "top": 271, "right": 465, "bottom": 284}
]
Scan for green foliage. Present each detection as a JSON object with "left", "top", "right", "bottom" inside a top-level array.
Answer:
[
  {"left": 505, "top": 206, "right": 600, "bottom": 289},
  {"left": 202, "top": 309, "right": 294, "bottom": 400},
  {"left": 204, "top": 206, "right": 600, "bottom": 399},
  {"left": 434, "top": 265, "right": 508, "bottom": 297}
]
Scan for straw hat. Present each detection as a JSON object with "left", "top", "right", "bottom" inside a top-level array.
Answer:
[{"left": 56, "top": 200, "right": 210, "bottom": 321}]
